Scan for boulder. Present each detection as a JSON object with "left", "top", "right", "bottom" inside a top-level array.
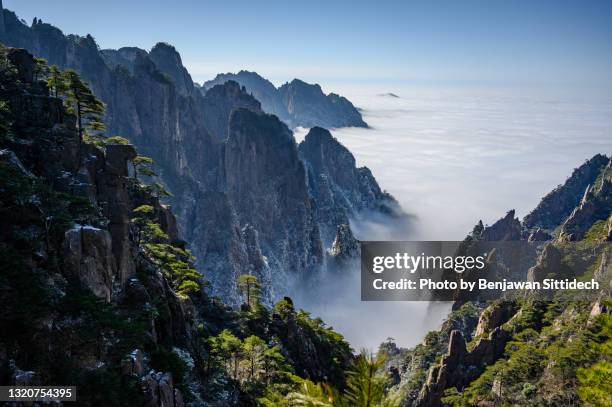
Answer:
[
  {"left": 528, "top": 228, "right": 553, "bottom": 242},
  {"left": 6, "top": 48, "right": 35, "bottom": 83},
  {"left": 475, "top": 302, "right": 518, "bottom": 337},
  {"left": 63, "top": 225, "right": 115, "bottom": 301},
  {"left": 105, "top": 144, "right": 137, "bottom": 177},
  {"left": 121, "top": 349, "right": 146, "bottom": 377},
  {"left": 141, "top": 371, "right": 183, "bottom": 407}
]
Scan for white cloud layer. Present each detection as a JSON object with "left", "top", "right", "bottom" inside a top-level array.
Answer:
[{"left": 293, "top": 84, "right": 612, "bottom": 349}]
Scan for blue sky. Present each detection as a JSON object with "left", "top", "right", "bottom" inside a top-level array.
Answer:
[{"left": 4, "top": 0, "right": 612, "bottom": 89}]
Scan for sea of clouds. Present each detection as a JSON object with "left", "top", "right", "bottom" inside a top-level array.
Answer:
[{"left": 293, "top": 83, "right": 612, "bottom": 350}]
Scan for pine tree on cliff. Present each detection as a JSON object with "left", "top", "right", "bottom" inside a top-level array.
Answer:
[
  {"left": 62, "top": 69, "right": 104, "bottom": 142},
  {"left": 46, "top": 65, "right": 66, "bottom": 98},
  {"left": 131, "top": 155, "right": 155, "bottom": 180},
  {"left": 32, "top": 57, "right": 47, "bottom": 83},
  {"left": 238, "top": 274, "right": 261, "bottom": 309}
]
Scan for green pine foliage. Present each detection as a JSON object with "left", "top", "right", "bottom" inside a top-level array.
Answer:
[
  {"left": 283, "top": 351, "right": 399, "bottom": 407},
  {"left": 131, "top": 204, "right": 201, "bottom": 298},
  {"left": 238, "top": 274, "right": 262, "bottom": 309},
  {"left": 443, "top": 287, "right": 610, "bottom": 406},
  {"left": 62, "top": 69, "right": 105, "bottom": 142},
  {"left": 577, "top": 300, "right": 612, "bottom": 406}
]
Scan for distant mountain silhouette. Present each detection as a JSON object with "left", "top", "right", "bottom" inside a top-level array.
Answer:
[{"left": 204, "top": 70, "right": 368, "bottom": 129}]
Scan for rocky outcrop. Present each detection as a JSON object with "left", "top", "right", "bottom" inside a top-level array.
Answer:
[
  {"left": 0, "top": 149, "right": 34, "bottom": 178},
  {"left": 201, "top": 80, "right": 261, "bottom": 140},
  {"left": 557, "top": 158, "right": 612, "bottom": 241},
  {"left": 63, "top": 226, "right": 115, "bottom": 302},
  {"left": 410, "top": 154, "right": 611, "bottom": 407},
  {"left": 120, "top": 348, "right": 185, "bottom": 407},
  {"left": 299, "top": 127, "right": 399, "bottom": 242},
  {"left": 526, "top": 243, "right": 571, "bottom": 284},
  {"left": 415, "top": 328, "right": 511, "bottom": 407},
  {"left": 141, "top": 371, "right": 185, "bottom": 407},
  {"left": 329, "top": 224, "right": 360, "bottom": 262},
  {"left": 225, "top": 109, "right": 323, "bottom": 297},
  {"left": 148, "top": 42, "right": 195, "bottom": 97},
  {"left": 98, "top": 143, "right": 139, "bottom": 283},
  {"left": 121, "top": 349, "right": 146, "bottom": 377},
  {"left": 270, "top": 297, "right": 352, "bottom": 387},
  {"left": 592, "top": 249, "right": 610, "bottom": 283},
  {"left": 204, "top": 70, "right": 290, "bottom": 123},
  {"left": 480, "top": 209, "right": 522, "bottom": 241},
  {"left": 0, "top": 47, "right": 197, "bottom": 402},
  {"left": 204, "top": 71, "right": 368, "bottom": 129},
  {"left": 588, "top": 300, "right": 608, "bottom": 323},
  {"left": 523, "top": 154, "right": 609, "bottom": 230},
  {"left": 474, "top": 301, "right": 518, "bottom": 337},
  {"left": 527, "top": 227, "right": 553, "bottom": 242}
]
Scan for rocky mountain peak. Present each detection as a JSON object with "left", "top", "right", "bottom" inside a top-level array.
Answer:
[
  {"left": 299, "top": 126, "right": 397, "bottom": 242},
  {"left": 148, "top": 42, "right": 195, "bottom": 96},
  {"left": 300, "top": 126, "right": 357, "bottom": 183},
  {"left": 204, "top": 72, "right": 367, "bottom": 129},
  {"left": 480, "top": 209, "right": 522, "bottom": 241},
  {"left": 284, "top": 78, "right": 322, "bottom": 91},
  {"left": 279, "top": 80, "right": 367, "bottom": 129},
  {"left": 202, "top": 80, "right": 262, "bottom": 140},
  {"left": 524, "top": 153, "right": 609, "bottom": 231},
  {"left": 101, "top": 47, "right": 148, "bottom": 73}
]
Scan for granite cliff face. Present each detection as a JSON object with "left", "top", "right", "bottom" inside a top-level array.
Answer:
[
  {"left": 0, "top": 7, "right": 390, "bottom": 303},
  {"left": 0, "top": 48, "right": 192, "bottom": 406},
  {"left": 523, "top": 154, "right": 609, "bottom": 231},
  {"left": 204, "top": 71, "right": 368, "bottom": 129},
  {"left": 299, "top": 126, "right": 400, "bottom": 242},
  {"left": 0, "top": 49, "right": 356, "bottom": 404},
  {"left": 557, "top": 158, "right": 612, "bottom": 242},
  {"left": 201, "top": 80, "right": 261, "bottom": 140},
  {"left": 204, "top": 71, "right": 289, "bottom": 123}
]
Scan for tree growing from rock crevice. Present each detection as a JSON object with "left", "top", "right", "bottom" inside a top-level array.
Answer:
[
  {"left": 130, "top": 204, "right": 200, "bottom": 298},
  {"left": 129, "top": 155, "right": 172, "bottom": 199},
  {"left": 62, "top": 69, "right": 105, "bottom": 142}
]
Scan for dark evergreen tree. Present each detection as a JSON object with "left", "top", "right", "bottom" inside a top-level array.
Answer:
[{"left": 62, "top": 69, "right": 105, "bottom": 142}]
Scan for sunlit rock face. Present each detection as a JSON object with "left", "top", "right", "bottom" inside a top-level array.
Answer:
[
  {"left": 329, "top": 224, "right": 360, "bottom": 262},
  {"left": 523, "top": 153, "right": 609, "bottom": 231}
]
